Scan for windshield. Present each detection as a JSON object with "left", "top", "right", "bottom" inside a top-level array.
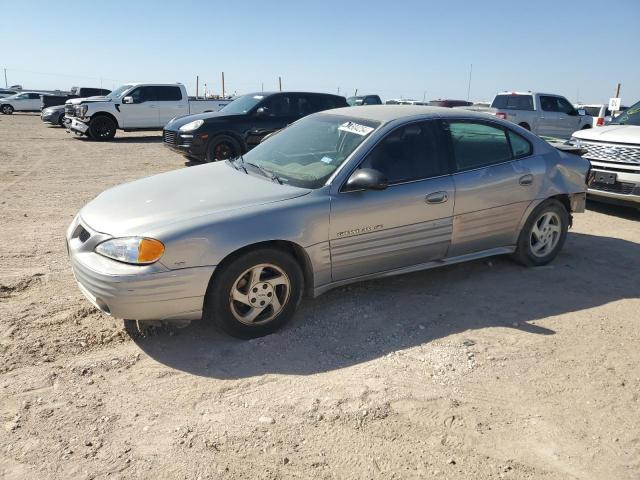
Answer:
[
  {"left": 610, "top": 101, "right": 640, "bottom": 125},
  {"left": 347, "top": 96, "right": 364, "bottom": 106},
  {"left": 220, "top": 94, "right": 265, "bottom": 114},
  {"left": 106, "top": 84, "right": 134, "bottom": 99},
  {"left": 240, "top": 114, "right": 380, "bottom": 189}
]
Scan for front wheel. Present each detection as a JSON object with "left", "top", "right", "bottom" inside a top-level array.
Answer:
[
  {"left": 512, "top": 199, "right": 569, "bottom": 266},
  {"left": 88, "top": 115, "right": 116, "bottom": 140},
  {"left": 1, "top": 104, "right": 14, "bottom": 115},
  {"left": 204, "top": 248, "right": 303, "bottom": 338},
  {"left": 205, "top": 135, "right": 241, "bottom": 162},
  {"left": 58, "top": 114, "right": 66, "bottom": 127}
]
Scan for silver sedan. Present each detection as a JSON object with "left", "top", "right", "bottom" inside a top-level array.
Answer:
[{"left": 67, "top": 106, "right": 590, "bottom": 338}]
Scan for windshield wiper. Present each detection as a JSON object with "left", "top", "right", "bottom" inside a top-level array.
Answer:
[
  {"left": 230, "top": 155, "right": 248, "bottom": 174},
  {"left": 245, "top": 161, "right": 283, "bottom": 184}
]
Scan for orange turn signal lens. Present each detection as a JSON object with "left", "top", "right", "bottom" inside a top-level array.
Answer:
[{"left": 138, "top": 238, "right": 165, "bottom": 264}]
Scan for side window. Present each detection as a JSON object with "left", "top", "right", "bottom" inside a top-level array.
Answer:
[
  {"left": 261, "top": 95, "right": 293, "bottom": 117},
  {"left": 539, "top": 96, "right": 558, "bottom": 112},
  {"left": 294, "top": 95, "right": 314, "bottom": 116},
  {"left": 358, "top": 121, "right": 447, "bottom": 184},
  {"left": 507, "top": 130, "right": 532, "bottom": 158},
  {"left": 556, "top": 97, "right": 574, "bottom": 114},
  {"left": 155, "top": 86, "right": 182, "bottom": 101},
  {"left": 364, "top": 96, "right": 382, "bottom": 105},
  {"left": 129, "top": 86, "right": 156, "bottom": 103},
  {"left": 29, "top": 93, "right": 40, "bottom": 99},
  {"left": 449, "top": 122, "right": 512, "bottom": 171}
]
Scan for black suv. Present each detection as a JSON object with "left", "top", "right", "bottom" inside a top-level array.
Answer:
[{"left": 163, "top": 91, "right": 347, "bottom": 162}]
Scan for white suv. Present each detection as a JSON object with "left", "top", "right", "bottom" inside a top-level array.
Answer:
[
  {"left": 570, "top": 101, "right": 640, "bottom": 208},
  {"left": 0, "top": 92, "right": 44, "bottom": 114}
]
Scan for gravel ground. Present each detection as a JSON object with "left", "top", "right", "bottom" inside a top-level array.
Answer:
[{"left": 1, "top": 113, "right": 639, "bottom": 480}]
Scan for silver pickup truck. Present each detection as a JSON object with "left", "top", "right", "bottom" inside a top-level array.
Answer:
[{"left": 462, "top": 91, "right": 593, "bottom": 139}]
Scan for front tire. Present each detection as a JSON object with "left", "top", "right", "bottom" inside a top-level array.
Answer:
[
  {"left": 204, "top": 248, "right": 303, "bottom": 338},
  {"left": 1, "top": 104, "right": 14, "bottom": 115},
  {"left": 512, "top": 199, "right": 569, "bottom": 266},
  {"left": 88, "top": 115, "right": 116, "bottom": 140},
  {"left": 205, "top": 135, "right": 241, "bottom": 162},
  {"left": 58, "top": 114, "right": 66, "bottom": 127}
]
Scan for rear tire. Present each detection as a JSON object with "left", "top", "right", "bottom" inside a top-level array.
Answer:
[
  {"left": 88, "top": 115, "right": 116, "bottom": 140},
  {"left": 512, "top": 199, "right": 569, "bottom": 266},
  {"left": 203, "top": 248, "right": 303, "bottom": 339},
  {"left": 205, "top": 135, "right": 241, "bottom": 162},
  {"left": 518, "top": 122, "right": 530, "bottom": 131},
  {"left": 1, "top": 104, "right": 14, "bottom": 115}
]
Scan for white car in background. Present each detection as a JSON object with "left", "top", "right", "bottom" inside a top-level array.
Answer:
[
  {"left": 575, "top": 104, "right": 629, "bottom": 127},
  {"left": 570, "top": 100, "right": 640, "bottom": 208},
  {"left": 0, "top": 91, "right": 46, "bottom": 114}
]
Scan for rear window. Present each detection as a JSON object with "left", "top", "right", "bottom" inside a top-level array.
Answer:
[{"left": 491, "top": 94, "right": 534, "bottom": 111}]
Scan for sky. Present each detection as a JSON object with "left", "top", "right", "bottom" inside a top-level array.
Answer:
[{"left": 1, "top": 0, "right": 638, "bottom": 104}]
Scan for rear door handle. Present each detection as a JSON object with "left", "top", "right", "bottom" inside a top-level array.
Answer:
[
  {"left": 425, "top": 191, "right": 448, "bottom": 204},
  {"left": 519, "top": 174, "right": 534, "bottom": 186}
]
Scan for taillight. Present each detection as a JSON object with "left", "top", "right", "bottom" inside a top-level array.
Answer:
[
  {"left": 596, "top": 117, "right": 604, "bottom": 126},
  {"left": 495, "top": 112, "right": 507, "bottom": 120}
]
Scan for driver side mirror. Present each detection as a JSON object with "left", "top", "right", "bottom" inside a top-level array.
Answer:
[
  {"left": 122, "top": 96, "right": 134, "bottom": 104},
  {"left": 256, "top": 107, "right": 268, "bottom": 117},
  {"left": 344, "top": 168, "right": 388, "bottom": 191}
]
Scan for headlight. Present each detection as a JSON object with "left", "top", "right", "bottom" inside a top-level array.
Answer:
[
  {"left": 95, "top": 237, "right": 165, "bottom": 265},
  {"left": 43, "top": 108, "right": 53, "bottom": 114},
  {"left": 77, "top": 104, "right": 88, "bottom": 116},
  {"left": 179, "top": 119, "right": 204, "bottom": 132}
]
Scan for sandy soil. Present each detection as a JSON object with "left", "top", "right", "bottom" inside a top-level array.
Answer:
[{"left": 1, "top": 113, "right": 639, "bottom": 480}]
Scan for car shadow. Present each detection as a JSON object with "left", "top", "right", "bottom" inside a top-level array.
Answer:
[
  {"left": 132, "top": 232, "right": 639, "bottom": 379},
  {"left": 587, "top": 200, "right": 640, "bottom": 220},
  {"left": 109, "top": 136, "right": 162, "bottom": 144}
]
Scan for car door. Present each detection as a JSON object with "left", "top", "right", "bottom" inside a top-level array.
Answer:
[
  {"left": 537, "top": 95, "right": 563, "bottom": 137},
  {"left": 446, "top": 120, "right": 540, "bottom": 257},
  {"left": 11, "top": 93, "right": 29, "bottom": 110},
  {"left": 555, "top": 96, "right": 582, "bottom": 138},
  {"left": 155, "top": 86, "right": 187, "bottom": 126},
  {"left": 245, "top": 94, "right": 296, "bottom": 148},
  {"left": 120, "top": 86, "right": 159, "bottom": 128},
  {"left": 27, "top": 93, "right": 41, "bottom": 110},
  {"left": 329, "top": 120, "right": 455, "bottom": 281}
]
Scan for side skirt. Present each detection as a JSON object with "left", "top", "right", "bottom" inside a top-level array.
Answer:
[{"left": 312, "top": 246, "right": 516, "bottom": 297}]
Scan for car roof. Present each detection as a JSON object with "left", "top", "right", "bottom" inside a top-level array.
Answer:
[{"left": 321, "top": 105, "right": 494, "bottom": 124}]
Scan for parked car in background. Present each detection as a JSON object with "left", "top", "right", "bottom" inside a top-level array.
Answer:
[
  {"left": 41, "top": 104, "right": 67, "bottom": 127},
  {"left": 476, "top": 91, "right": 593, "bottom": 138},
  {"left": 0, "top": 89, "right": 18, "bottom": 99},
  {"left": 428, "top": 99, "right": 473, "bottom": 108},
  {"left": 0, "top": 92, "right": 52, "bottom": 114},
  {"left": 347, "top": 95, "right": 382, "bottom": 106},
  {"left": 41, "top": 86, "right": 111, "bottom": 109},
  {"left": 65, "top": 83, "right": 232, "bottom": 140},
  {"left": 385, "top": 99, "right": 428, "bottom": 105},
  {"left": 575, "top": 103, "right": 629, "bottom": 127},
  {"left": 68, "top": 106, "right": 589, "bottom": 338},
  {"left": 569, "top": 100, "right": 640, "bottom": 208},
  {"left": 163, "top": 91, "right": 347, "bottom": 162}
]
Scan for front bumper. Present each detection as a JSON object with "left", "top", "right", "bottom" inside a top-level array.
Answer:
[
  {"left": 162, "top": 128, "right": 207, "bottom": 160},
  {"left": 41, "top": 112, "right": 58, "bottom": 123},
  {"left": 67, "top": 217, "right": 215, "bottom": 321},
  {"left": 587, "top": 161, "right": 640, "bottom": 206},
  {"left": 67, "top": 117, "right": 89, "bottom": 135}
]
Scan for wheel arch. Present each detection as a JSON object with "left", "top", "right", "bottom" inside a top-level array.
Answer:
[
  {"left": 206, "top": 239, "right": 315, "bottom": 298},
  {"left": 90, "top": 111, "right": 120, "bottom": 128},
  {"left": 518, "top": 122, "right": 531, "bottom": 130}
]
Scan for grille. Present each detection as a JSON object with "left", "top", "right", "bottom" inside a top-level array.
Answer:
[
  {"left": 590, "top": 181, "right": 635, "bottom": 195},
  {"left": 163, "top": 130, "right": 177, "bottom": 145},
  {"left": 581, "top": 141, "right": 640, "bottom": 165},
  {"left": 181, "top": 136, "right": 193, "bottom": 147}
]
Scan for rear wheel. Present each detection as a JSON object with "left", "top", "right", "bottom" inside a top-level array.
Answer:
[
  {"left": 1, "top": 104, "right": 14, "bottom": 115},
  {"left": 204, "top": 248, "right": 303, "bottom": 338},
  {"left": 88, "top": 115, "right": 116, "bottom": 140},
  {"left": 512, "top": 199, "right": 569, "bottom": 266},
  {"left": 205, "top": 135, "right": 241, "bottom": 162}
]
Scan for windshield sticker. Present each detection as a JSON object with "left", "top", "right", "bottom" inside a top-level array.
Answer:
[
  {"left": 338, "top": 122, "right": 374, "bottom": 136},
  {"left": 320, "top": 156, "right": 334, "bottom": 164}
]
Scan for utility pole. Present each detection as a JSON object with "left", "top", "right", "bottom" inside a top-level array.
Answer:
[
  {"left": 466, "top": 63, "right": 473, "bottom": 102},
  {"left": 354, "top": 88, "right": 358, "bottom": 96},
  {"left": 337, "top": 87, "right": 340, "bottom": 95},
  {"left": 196, "top": 76, "right": 199, "bottom": 99},
  {"left": 614, "top": 82, "right": 621, "bottom": 98},
  {"left": 422, "top": 91, "right": 426, "bottom": 102},
  {"left": 261, "top": 82, "right": 264, "bottom": 92},
  {"left": 3, "top": 68, "right": 7, "bottom": 88},
  {"left": 221, "top": 72, "right": 225, "bottom": 98},
  {"left": 278, "top": 76, "right": 282, "bottom": 92}
]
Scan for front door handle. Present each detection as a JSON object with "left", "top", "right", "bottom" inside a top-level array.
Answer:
[
  {"left": 425, "top": 191, "right": 448, "bottom": 204},
  {"left": 519, "top": 174, "right": 534, "bottom": 186}
]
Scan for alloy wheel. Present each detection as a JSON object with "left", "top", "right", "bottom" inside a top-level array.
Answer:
[
  {"left": 529, "top": 211, "right": 561, "bottom": 258},
  {"left": 229, "top": 263, "right": 291, "bottom": 325}
]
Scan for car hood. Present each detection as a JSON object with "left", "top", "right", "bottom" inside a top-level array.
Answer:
[
  {"left": 67, "top": 96, "right": 111, "bottom": 105},
  {"left": 573, "top": 124, "right": 640, "bottom": 145},
  {"left": 166, "top": 110, "right": 245, "bottom": 129},
  {"left": 80, "top": 162, "right": 310, "bottom": 237}
]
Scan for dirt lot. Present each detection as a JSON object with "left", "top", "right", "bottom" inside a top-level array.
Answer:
[{"left": 1, "top": 113, "right": 639, "bottom": 480}]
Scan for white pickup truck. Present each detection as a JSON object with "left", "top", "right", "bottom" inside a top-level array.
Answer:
[
  {"left": 463, "top": 91, "right": 593, "bottom": 139},
  {"left": 66, "top": 83, "right": 231, "bottom": 140}
]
